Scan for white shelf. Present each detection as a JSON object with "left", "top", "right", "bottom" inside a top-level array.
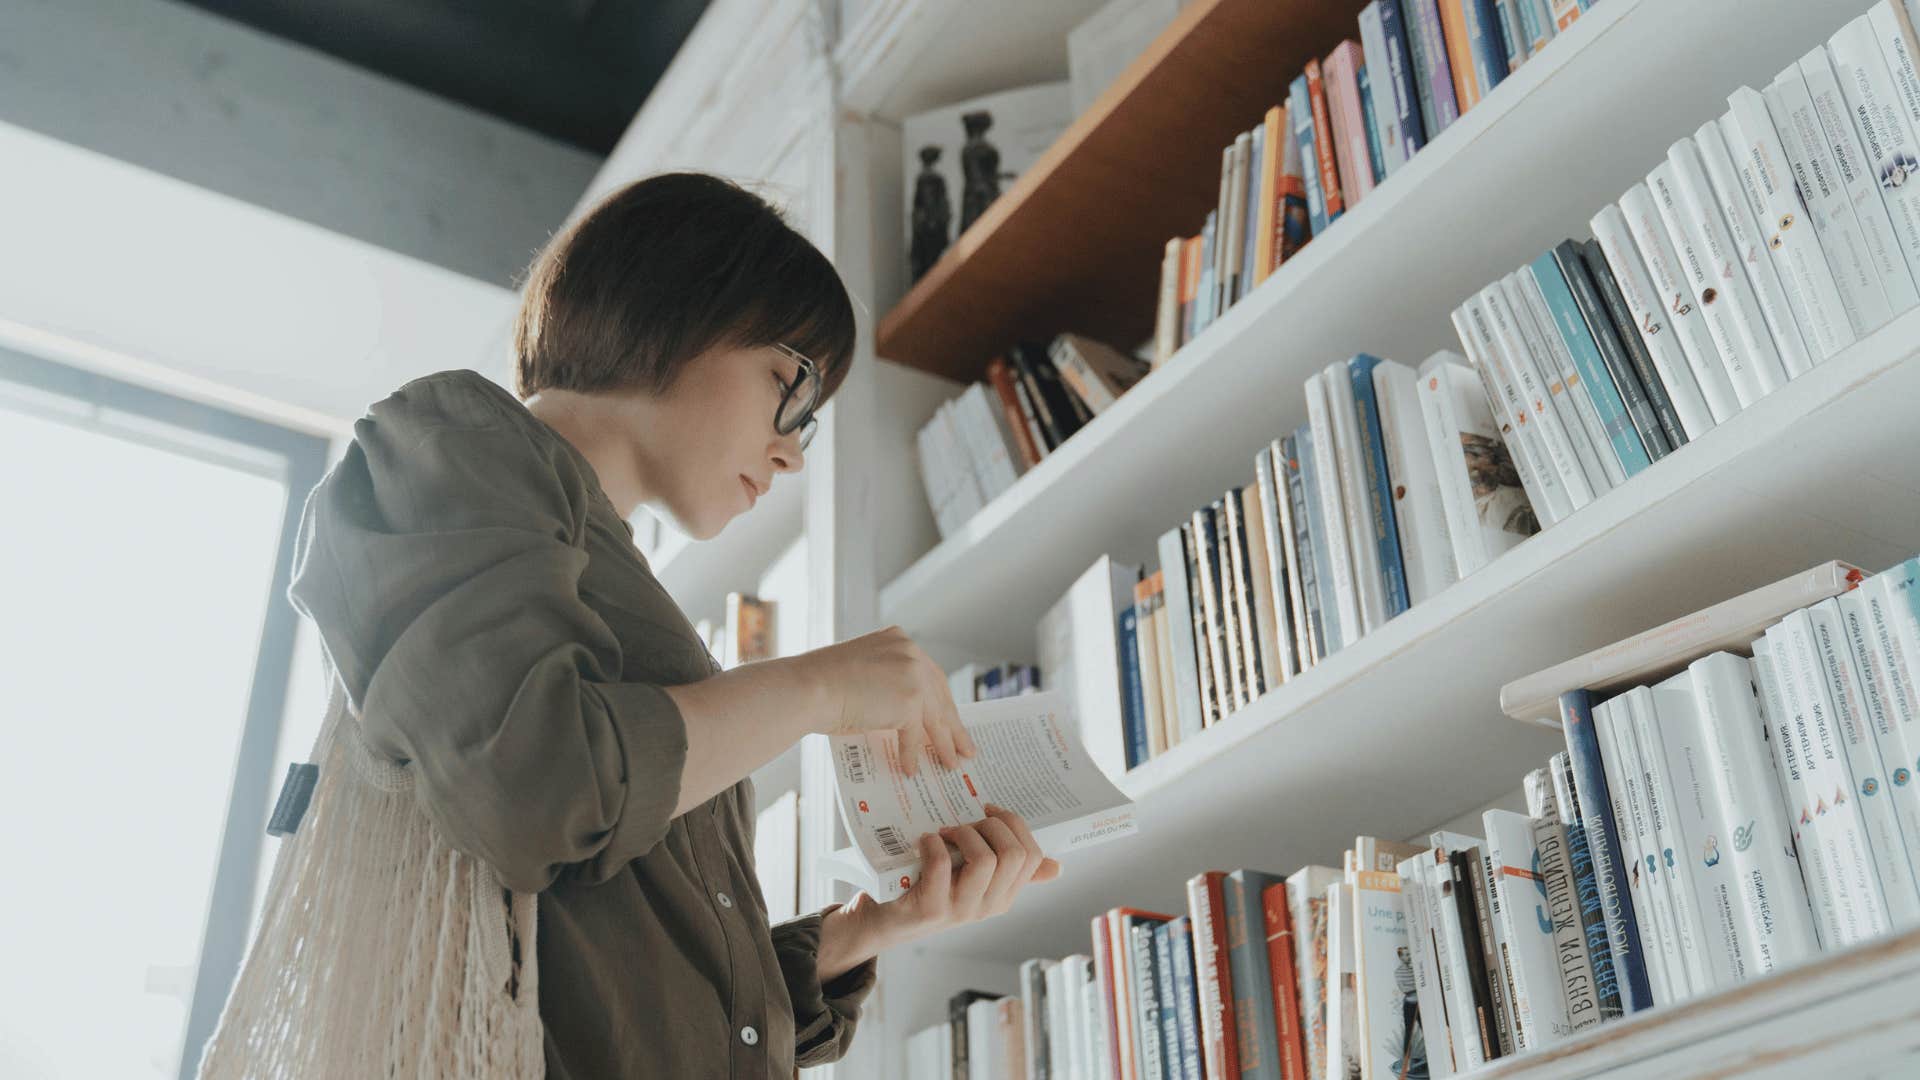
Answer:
[
  {"left": 878, "top": 0, "right": 1884, "bottom": 661},
  {"left": 651, "top": 472, "right": 805, "bottom": 627},
  {"left": 1464, "top": 929, "right": 1920, "bottom": 1078},
  {"left": 835, "top": 0, "right": 1108, "bottom": 122},
  {"left": 914, "top": 302, "right": 1920, "bottom": 963}
]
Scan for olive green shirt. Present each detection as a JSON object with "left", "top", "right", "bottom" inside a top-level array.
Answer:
[{"left": 287, "top": 369, "right": 875, "bottom": 1078}]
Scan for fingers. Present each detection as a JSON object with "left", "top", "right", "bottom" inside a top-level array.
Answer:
[
  {"left": 896, "top": 721, "right": 924, "bottom": 777},
  {"left": 944, "top": 821, "right": 997, "bottom": 920},
  {"left": 973, "top": 814, "right": 1031, "bottom": 916},
  {"left": 985, "top": 804, "right": 1059, "bottom": 891},
  {"left": 911, "top": 832, "right": 952, "bottom": 920},
  {"left": 925, "top": 702, "right": 962, "bottom": 771}
]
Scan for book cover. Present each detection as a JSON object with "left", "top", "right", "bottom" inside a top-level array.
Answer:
[
  {"left": 1109, "top": 909, "right": 1176, "bottom": 1080},
  {"left": 1378, "top": 0, "right": 1428, "bottom": 158},
  {"left": 1628, "top": 682, "right": 1724, "bottom": 992},
  {"left": 1528, "top": 787, "right": 1602, "bottom": 1036},
  {"left": 1195, "top": 212, "right": 1219, "bottom": 336},
  {"left": 1155, "top": 236, "right": 1183, "bottom": 369},
  {"left": 1260, "top": 882, "right": 1310, "bottom": 1080},
  {"left": 1652, "top": 149, "right": 1789, "bottom": 408},
  {"left": 1687, "top": 652, "right": 1823, "bottom": 974},
  {"left": 1598, "top": 696, "right": 1694, "bottom": 1002},
  {"left": 986, "top": 357, "right": 1045, "bottom": 469},
  {"left": 1613, "top": 181, "right": 1734, "bottom": 443},
  {"left": 1752, "top": 640, "right": 1847, "bottom": 950},
  {"left": 1348, "top": 353, "right": 1412, "bottom": 618},
  {"left": 1394, "top": 855, "right": 1455, "bottom": 1078},
  {"left": 1225, "top": 869, "right": 1290, "bottom": 1080},
  {"left": 1867, "top": 1, "right": 1920, "bottom": 278},
  {"left": 1721, "top": 89, "right": 1857, "bottom": 360},
  {"left": 1840, "top": 586, "right": 1920, "bottom": 892},
  {"left": 1188, "top": 873, "right": 1242, "bottom": 1080},
  {"left": 1547, "top": 0, "right": 1580, "bottom": 30},
  {"left": 1372, "top": 358, "right": 1457, "bottom": 605},
  {"left": 1799, "top": 45, "right": 1920, "bottom": 312},
  {"left": 1052, "top": 333, "right": 1150, "bottom": 414},
  {"left": 1445, "top": 847, "right": 1501, "bottom": 1061},
  {"left": 1167, "top": 918, "right": 1205, "bottom": 1080},
  {"left": 1323, "top": 361, "right": 1390, "bottom": 634},
  {"left": 1351, "top": 867, "right": 1428, "bottom": 1078},
  {"left": 1765, "top": 66, "right": 1898, "bottom": 337},
  {"left": 1180, "top": 232, "right": 1204, "bottom": 349},
  {"left": 1290, "top": 424, "right": 1340, "bottom": 661},
  {"left": 1358, "top": 64, "right": 1387, "bottom": 187},
  {"left": 1305, "top": 59, "right": 1347, "bottom": 222},
  {"left": 1477, "top": 282, "right": 1595, "bottom": 514},
  {"left": 1546, "top": 236, "right": 1690, "bottom": 467},
  {"left": 950, "top": 988, "right": 1002, "bottom": 1080},
  {"left": 1558, "top": 690, "right": 1655, "bottom": 1013},
  {"left": 1414, "top": 351, "right": 1535, "bottom": 580},
  {"left": 1240, "top": 126, "right": 1264, "bottom": 305},
  {"left": 1453, "top": 295, "right": 1568, "bottom": 526},
  {"left": 1324, "top": 42, "right": 1377, "bottom": 207},
  {"left": 1285, "top": 865, "right": 1341, "bottom": 1080},
  {"left": 1133, "top": 922, "right": 1169, "bottom": 1080},
  {"left": 1591, "top": 698, "right": 1680, "bottom": 1005},
  {"left": 1219, "top": 140, "right": 1247, "bottom": 315},
  {"left": 1158, "top": 525, "right": 1207, "bottom": 743},
  {"left": 1690, "top": 118, "right": 1816, "bottom": 379},
  {"left": 1435, "top": 0, "right": 1482, "bottom": 114},
  {"left": 1499, "top": 270, "right": 1621, "bottom": 495},
  {"left": 1481, "top": 809, "right": 1570, "bottom": 1048},
  {"left": 1550, "top": 752, "right": 1622, "bottom": 1021},
  {"left": 1290, "top": 75, "right": 1331, "bottom": 238},
  {"left": 1150, "top": 577, "right": 1180, "bottom": 749},
  {"left": 1494, "top": 0, "right": 1526, "bottom": 71},
  {"left": 1501, "top": 557, "right": 1864, "bottom": 724},
  {"left": 1535, "top": 241, "right": 1668, "bottom": 471},
  {"left": 1009, "top": 341, "right": 1080, "bottom": 449},
  {"left": 1422, "top": 842, "right": 1486, "bottom": 1069},
  {"left": 1517, "top": 255, "right": 1649, "bottom": 479},
  {"left": 1463, "top": 844, "right": 1516, "bottom": 1057}
]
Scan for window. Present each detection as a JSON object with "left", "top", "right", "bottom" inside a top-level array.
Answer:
[{"left": 0, "top": 346, "right": 328, "bottom": 1079}]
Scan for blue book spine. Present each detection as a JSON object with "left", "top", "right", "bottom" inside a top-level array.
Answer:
[
  {"left": 1526, "top": 253, "right": 1650, "bottom": 476},
  {"left": 1153, "top": 922, "right": 1185, "bottom": 1078},
  {"left": 1290, "top": 75, "right": 1329, "bottom": 237},
  {"left": 1559, "top": 777, "right": 1624, "bottom": 1018},
  {"left": 1223, "top": 871, "right": 1286, "bottom": 1080},
  {"left": 1117, "top": 606, "right": 1149, "bottom": 769},
  {"left": 1513, "top": 0, "right": 1545, "bottom": 55},
  {"left": 1378, "top": 0, "right": 1427, "bottom": 155},
  {"left": 1130, "top": 922, "right": 1165, "bottom": 1080},
  {"left": 1464, "top": 0, "right": 1510, "bottom": 95},
  {"left": 1496, "top": 0, "right": 1527, "bottom": 67},
  {"left": 1561, "top": 689, "right": 1656, "bottom": 1014},
  {"left": 1241, "top": 126, "right": 1265, "bottom": 301},
  {"left": 1168, "top": 917, "right": 1205, "bottom": 1080},
  {"left": 1292, "top": 427, "right": 1342, "bottom": 655},
  {"left": 1348, "top": 354, "right": 1410, "bottom": 617},
  {"left": 1356, "top": 64, "right": 1387, "bottom": 185},
  {"left": 1408, "top": 0, "right": 1460, "bottom": 131}
]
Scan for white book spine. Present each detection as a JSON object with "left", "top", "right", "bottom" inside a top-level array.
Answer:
[
  {"left": 1426, "top": 846, "right": 1488, "bottom": 1069},
  {"left": 1482, "top": 809, "right": 1572, "bottom": 1048},
  {"left": 1327, "top": 881, "right": 1357, "bottom": 1080},
  {"left": 1807, "top": 598, "right": 1920, "bottom": 927},
  {"left": 1663, "top": 140, "right": 1792, "bottom": 402},
  {"left": 1622, "top": 686, "right": 1714, "bottom": 996},
  {"left": 1414, "top": 353, "right": 1482, "bottom": 578},
  {"left": 915, "top": 420, "right": 956, "bottom": 539},
  {"left": 1450, "top": 304, "right": 1564, "bottom": 527},
  {"left": 1465, "top": 291, "right": 1576, "bottom": 516},
  {"left": 1643, "top": 675, "right": 1751, "bottom": 988},
  {"left": 1479, "top": 283, "right": 1596, "bottom": 510},
  {"left": 1242, "top": 481, "right": 1289, "bottom": 692},
  {"left": 1472, "top": 836, "right": 1525, "bottom": 1050},
  {"left": 1373, "top": 359, "right": 1456, "bottom": 605},
  {"left": 1800, "top": 46, "right": 1920, "bottom": 313},
  {"left": 1593, "top": 698, "right": 1679, "bottom": 1006},
  {"left": 936, "top": 401, "right": 986, "bottom": 524},
  {"left": 1587, "top": 202, "right": 1731, "bottom": 434},
  {"left": 1323, "top": 361, "right": 1388, "bottom": 634},
  {"left": 1839, "top": 588, "right": 1920, "bottom": 915},
  {"left": 1870, "top": 3, "right": 1920, "bottom": 272},
  {"left": 1614, "top": 184, "right": 1742, "bottom": 430},
  {"left": 1357, "top": 3, "right": 1410, "bottom": 176},
  {"left": 1304, "top": 372, "right": 1365, "bottom": 648},
  {"left": 1692, "top": 119, "right": 1817, "bottom": 380},
  {"left": 1832, "top": 13, "right": 1920, "bottom": 288},
  {"left": 1771, "top": 615, "right": 1891, "bottom": 945},
  {"left": 1689, "top": 652, "right": 1823, "bottom": 974},
  {"left": 1156, "top": 526, "right": 1206, "bottom": 745},
  {"left": 1397, "top": 855, "right": 1455, "bottom": 1079},
  {"left": 1765, "top": 67, "right": 1898, "bottom": 337},
  {"left": 1645, "top": 161, "right": 1776, "bottom": 411},
  {"left": 1751, "top": 639, "right": 1844, "bottom": 950},
  {"left": 957, "top": 384, "right": 1019, "bottom": 498},
  {"left": 1504, "top": 271, "right": 1623, "bottom": 490},
  {"left": 1721, "top": 92, "right": 1858, "bottom": 360},
  {"left": 1867, "top": 570, "right": 1920, "bottom": 723}
]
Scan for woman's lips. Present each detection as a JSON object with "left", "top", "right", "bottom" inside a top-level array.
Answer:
[{"left": 741, "top": 475, "right": 759, "bottom": 508}]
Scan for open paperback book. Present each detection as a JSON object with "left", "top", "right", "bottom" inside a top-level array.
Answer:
[{"left": 821, "top": 690, "right": 1137, "bottom": 900}]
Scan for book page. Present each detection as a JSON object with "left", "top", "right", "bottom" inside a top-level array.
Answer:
[{"left": 824, "top": 690, "right": 1136, "bottom": 899}]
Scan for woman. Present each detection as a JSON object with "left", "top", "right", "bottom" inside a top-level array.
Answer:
[{"left": 288, "top": 172, "right": 1059, "bottom": 1077}]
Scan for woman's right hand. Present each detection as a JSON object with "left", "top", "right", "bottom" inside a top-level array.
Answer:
[{"left": 792, "top": 626, "right": 977, "bottom": 775}]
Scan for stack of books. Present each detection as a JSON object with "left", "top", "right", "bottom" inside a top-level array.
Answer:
[
  {"left": 1039, "top": 346, "right": 1539, "bottom": 774},
  {"left": 923, "top": 557, "right": 1920, "bottom": 1079},
  {"left": 1450, "top": 0, "right": 1920, "bottom": 528},
  {"left": 1154, "top": 0, "right": 1598, "bottom": 364},
  {"left": 917, "top": 334, "right": 1151, "bottom": 539}
]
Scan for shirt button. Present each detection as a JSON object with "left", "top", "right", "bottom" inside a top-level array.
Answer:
[
  {"left": 739, "top": 1025, "right": 759, "bottom": 1046},
  {"left": 717, "top": 891, "right": 733, "bottom": 909}
]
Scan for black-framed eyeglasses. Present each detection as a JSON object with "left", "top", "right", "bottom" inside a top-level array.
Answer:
[{"left": 773, "top": 343, "right": 822, "bottom": 452}]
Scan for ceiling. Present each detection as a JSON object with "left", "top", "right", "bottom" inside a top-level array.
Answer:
[{"left": 175, "top": 0, "right": 712, "bottom": 154}]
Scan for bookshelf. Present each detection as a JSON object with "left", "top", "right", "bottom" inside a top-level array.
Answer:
[{"left": 874, "top": 0, "right": 1371, "bottom": 381}]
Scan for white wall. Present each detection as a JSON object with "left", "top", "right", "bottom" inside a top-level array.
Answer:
[{"left": 0, "top": 0, "right": 600, "bottom": 286}]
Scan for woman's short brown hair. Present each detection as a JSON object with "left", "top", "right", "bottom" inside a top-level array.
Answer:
[{"left": 512, "top": 172, "right": 856, "bottom": 404}]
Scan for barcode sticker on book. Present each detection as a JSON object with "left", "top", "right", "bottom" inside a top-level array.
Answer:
[
  {"left": 874, "top": 825, "right": 910, "bottom": 858},
  {"left": 840, "top": 742, "right": 869, "bottom": 785}
]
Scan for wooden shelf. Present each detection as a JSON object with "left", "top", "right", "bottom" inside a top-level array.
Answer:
[{"left": 873, "top": 0, "right": 1370, "bottom": 382}]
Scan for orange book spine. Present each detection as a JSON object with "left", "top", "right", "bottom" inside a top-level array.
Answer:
[
  {"left": 1437, "top": 0, "right": 1482, "bottom": 112},
  {"left": 985, "top": 358, "right": 1041, "bottom": 469},
  {"left": 1304, "top": 59, "right": 1344, "bottom": 220},
  {"left": 1262, "top": 881, "right": 1310, "bottom": 1080},
  {"left": 1187, "top": 874, "right": 1242, "bottom": 1080},
  {"left": 1255, "top": 105, "right": 1284, "bottom": 283}
]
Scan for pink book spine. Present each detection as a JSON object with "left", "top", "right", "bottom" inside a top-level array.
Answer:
[{"left": 1324, "top": 41, "right": 1376, "bottom": 205}]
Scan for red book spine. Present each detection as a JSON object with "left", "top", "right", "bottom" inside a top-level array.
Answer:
[
  {"left": 1187, "top": 872, "right": 1240, "bottom": 1080},
  {"left": 1262, "top": 882, "right": 1309, "bottom": 1080},
  {"left": 1091, "top": 913, "right": 1124, "bottom": 1080},
  {"left": 1304, "top": 58, "right": 1345, "bottom": 220},
  {"left": 985, "top": 357, "right": 1042, "bottom": 468}
]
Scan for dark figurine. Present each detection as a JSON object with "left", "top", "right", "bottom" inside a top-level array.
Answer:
[
  {"left": 909, "top": 145, "right": 951, "bottom": 282},
  {"left": 959, "top": 110, "right": 1007, "bottom": 234}
]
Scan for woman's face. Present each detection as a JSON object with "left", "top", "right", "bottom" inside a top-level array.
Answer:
[{"left": 635, "top": 342, "right": 810, "bottom": 541}]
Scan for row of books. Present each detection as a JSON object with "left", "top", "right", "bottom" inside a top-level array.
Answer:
[
  {"left": 914, "top": 557, "right": 1920, "bottom": 1080},
  {"left": 1452, "top": 0, "right": 1920, "bottom": 528},
  {"left": 917, "top": 334, "right": 1150, "bottom": 539},
  {"left": 1152, "top": 0, "right": 1598, "bottom": 364},
  {"left": 694, "top": 592, "right": 775, "bottom": 670},
  {"left": 1038, "top": 345, "right": 1538, "bottom": 776},
  {"left": 949, "top": 662, "right": 1045, "bottom": 704}
]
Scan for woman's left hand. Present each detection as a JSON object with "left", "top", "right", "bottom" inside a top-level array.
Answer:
[{"left": 817, "top": 805, "right": 1062, "bottom": 979}]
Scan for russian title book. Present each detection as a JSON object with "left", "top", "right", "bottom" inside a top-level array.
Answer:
[
  {"left": 1750, "top": 639, "right": 1847, "bottom": 949},
  {"left": 1558, "top": 691, "right": 1655, "bottom": 1013},
  {"left": 1594, "top": 697, "right": 1686, "bottom": 1003},
  {"left": 1605, "top": 188, "right": 1735, "bottom": 440},
  {"left": 1529, "top": 780, "right": 1603, "bottom": 1034},
  {"left": 1630, "top": 682, "right": 1726, "bottom": 992},
  {"left": 1690, "top": 119, "right": 1816, "bottom": 379},
  {"left": 1481, "top": 809, "right": 1571, "bottom": 1047},
  {"left": 1839, "top": 586, "right": 1920, "bottom": 883},
  {"left": 1799, "top": 45, "right": 1920, "bottom": 312},
  {"left": 1551, "top": 752, "right": 1624, "bottom": 1020}
]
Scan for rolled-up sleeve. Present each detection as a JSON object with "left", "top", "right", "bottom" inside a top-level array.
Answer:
[
  {"left": 772, "top": 909, "right": 880, "bottom": 1067},
  {"left": 289, "top": 411, "right": 689, "bottom": 894}
]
